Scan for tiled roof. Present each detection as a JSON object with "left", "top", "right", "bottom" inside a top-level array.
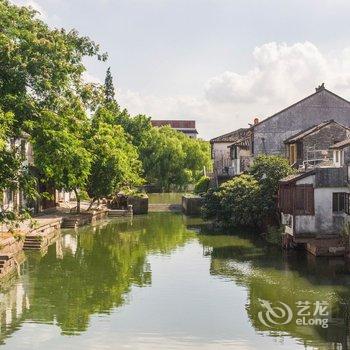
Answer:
[
  {"left": 210, "top": 128, "right": 250, "bottom": 143},
  {"left": 151, "top": 120, "right": 196, "bottom": 128},
  {"left": 253, "top": 87, "right": 350, "bottom": 129},
  {"left": 330, "top": 138, "right": 350, "bottom": 149},
  {"left": 280, "top": 171, "right": 315, "bottom": 184},
  {"left": 284, "top": 120, "right": 349, "bottom": 143}
]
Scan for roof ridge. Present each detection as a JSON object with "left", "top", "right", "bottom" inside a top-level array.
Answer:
[
  {"left": 210, "top": 127, "right": 248, "bottom": 142},
  {"left": 284, "top": 120, "right": 349, "bottom": 143},
  {"left": 254, "top": 88, "right": 350, "bottom": 129}
]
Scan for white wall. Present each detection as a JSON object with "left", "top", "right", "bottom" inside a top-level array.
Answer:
[
  {"left": 314, "top": 187, "right": 349, "bottom": 234},
  {"left": 212, "top": 142, "right": 232, "bottom": 173},
  {"left": 295, "top": 215, "right": 316, "bottom": 234}
]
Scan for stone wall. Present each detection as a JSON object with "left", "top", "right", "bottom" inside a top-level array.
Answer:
[
  {"left": 182, "top": 195, "right": 202, "bottom": 216},
  {"left": 302, "top": 123, "right": 349, "bottom": 162},
  {"left": 127, "top": 196, "right": 148, "bottom": 215},
  {"left": 253, "top": 89, "right": 350, "bottom": 156}
]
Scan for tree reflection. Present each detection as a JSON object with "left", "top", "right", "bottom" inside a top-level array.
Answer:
[
  {"left": 198, "top": 231, "right": 350, "bottom": 349},
  {"left": 23, "top": 213, "right": 194, "bottom": 335}
]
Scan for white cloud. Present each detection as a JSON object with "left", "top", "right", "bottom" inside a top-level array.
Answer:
[
  {"left": 205, "top": 42, "right": 350, "bottom": 106},
  {"left": 82, "top": 72, "right": 102, "bottom": 85},
  {"left": 72, "top": 42, "right": 350, "bottom": 140},
  {"left": 117, "top": 42, "right": 350, "bottom": 139}
]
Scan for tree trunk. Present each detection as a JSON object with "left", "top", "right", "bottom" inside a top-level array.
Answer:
[
  {"left": 74, "top": 189, "right": 81, "bottom": 214},
  {"left": 87, "top": 198, "right": 96, "bottom": 211}
]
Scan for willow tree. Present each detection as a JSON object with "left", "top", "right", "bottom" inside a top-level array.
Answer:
[{"left": 139, "top": 126, "right": 211, "bottom": 191}]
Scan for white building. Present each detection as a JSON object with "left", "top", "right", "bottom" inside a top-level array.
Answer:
[
  {"left": 279, "top": 167, "right": 350, "bottom": 255},
  {"left": 210, "top": 128, "right": 251, "bottom": 179},
  {"left": 1, "top": 133, "right": 34, "bottom": 213}
]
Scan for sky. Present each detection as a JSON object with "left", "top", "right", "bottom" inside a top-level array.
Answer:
[{"left": 10, "top": 0, "right": 350, "bottom": 140}]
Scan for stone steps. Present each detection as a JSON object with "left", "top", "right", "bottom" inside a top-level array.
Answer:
[{"left": 23, "top": 236, "right": 43, "bottom": 251}]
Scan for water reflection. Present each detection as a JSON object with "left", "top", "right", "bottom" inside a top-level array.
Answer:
[
  {"left": 197, "top": 230, "right": 350, "bottom": 349},
  {"left": 0, "top": 214, "right": 349, "bottom": 349}
]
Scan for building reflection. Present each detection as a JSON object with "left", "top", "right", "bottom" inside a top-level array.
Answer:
[{"left": 197, "top": 230, "right": 350, "bottom": 349}]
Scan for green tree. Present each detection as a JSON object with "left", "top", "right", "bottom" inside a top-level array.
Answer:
[
  {"left": 202, "top": 155, "right": 294, "bottom": 229},
  {"left": 31, "top": 111, "right": 91, "bottom": 213},
  {"left": 139, "top": 126, "right": 211, "bottom": 191},
  {"left": 139, "top": 127, "right": 188, "bottom": 191},
  {"left": 86, "top": 108, "right": 143, "bottom": 205},
  {"left": 249, "top": 155, "right": 295, "bottom": 221},
  {"left": 0, "top": 0, "right": 106, "bottom": 133},
  {"left": 202, "top": 175, "right": 262, "bottom": 228},
  {"left": 194, "top": 176, "right": 210, "bottom": 194},
  {"left": 104, "top": 67, "right": 116, "bottom": 104}
]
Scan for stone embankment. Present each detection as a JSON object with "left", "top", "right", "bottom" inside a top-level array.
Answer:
[{"left": 0, "top": 206, "right": 112, "bottom": 280}]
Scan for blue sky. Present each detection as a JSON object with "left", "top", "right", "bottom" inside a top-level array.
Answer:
[{"left": 11, "top": 0, "right": 350, "bottom": 139}]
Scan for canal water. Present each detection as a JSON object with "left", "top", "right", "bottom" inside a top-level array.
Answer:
[{"left": 1, "top": 213, "right": 350, "bottom": 349}]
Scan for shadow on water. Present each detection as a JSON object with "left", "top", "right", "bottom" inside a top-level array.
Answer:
[{"left": 193, "top": 222, "right": 350, "bottom": 349}]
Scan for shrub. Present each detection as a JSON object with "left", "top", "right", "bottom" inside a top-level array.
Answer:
[
  {"left": 218, "top": 175, "right": 262, "bottom": 227},
  {"left": 202, "top": 155, "right": 295, "bottom": 230},
  {"left": 202, "top": 188, "right": 221, "bottom": 219},
  {"left": 249, "top": 155, "right": 295, "bottom": 222},
  {"left": 194, "top": 176, "right": 210, "bottom": 194},
  {"left": 202, "top": 175, "right": 262, "bottom": 228}
]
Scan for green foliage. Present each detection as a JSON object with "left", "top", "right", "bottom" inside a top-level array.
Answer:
[
  {"left": 202, "top": 155, "right": 295, "bottom": 229},
  {"left": 0, "top": 209, "right": 32, "bottom": 233},
  {"left": 220, "top": 175, "right": 262, "bottom": 227},
  {"left": 249, "top": 155, "right": 295, "bottom": 220},
  {"left": 31, "top": 111, "right": 91, "bottom": 213},
  {"left": 194, "top": 176, "right": 210, "bottom": 194},
  {"left": 139, "top": 126, "right": 211, "bottom": 191},
  {"left": 265, "top": 226, "right": 283, "bottom": 245},
  {"left": 201, "top": 188, "right": 221, "bottom": 219},
  {"left": 86, "top": 108, "right": 143, "bottom": 202},
  {"left": 104, "top": 67, "right": 116, "bottom": 104},
  {"left": 0, "top": 0, "right": 106, "bottom": 132}
]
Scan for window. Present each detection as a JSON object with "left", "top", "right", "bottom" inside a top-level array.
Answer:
[
  {"left": 278, "top": 184, "right": 314, "bottom": 215},
  {"left": 230, "top": 146, "right": 238, "bottom": 160},
  {"left": 333, "top": 192, "right": 350, "bottom": 214},
  {"left": 294, "top": 185, "right": 314, "bottom": 215}
]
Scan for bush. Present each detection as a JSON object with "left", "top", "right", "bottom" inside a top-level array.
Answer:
[
  {"left": 194, "top": 176, "right": 210, "bottom": 194},
  {"left": 202, "top": 175, "right": 262, "bottom": 228},
  {"left": 202, "top": 155, "right": 295, "bottom": 230},
  {"left": 249, "top": 155, "right": 295, "bottom": 221},
  {"left": 202, "top": 188, "right": 221, "bottom": 219}
]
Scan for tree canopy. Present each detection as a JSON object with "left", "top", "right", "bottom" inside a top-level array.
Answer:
[
  {"left": 202, "top": 155, "right": 295, "bottom": 229},
  {"left": 0, "top": 0, "right": 212, "bottom": 223}
]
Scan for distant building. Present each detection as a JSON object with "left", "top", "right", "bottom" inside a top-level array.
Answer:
[
  {"left": 210, "top": 85, "right": 350, "bottom": 180},
  {"left": 210, "top": 128, "right": 251, "bottom": 179},
  {"left": 151, "top": 120, "right": 198, "bottom": 138}
]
